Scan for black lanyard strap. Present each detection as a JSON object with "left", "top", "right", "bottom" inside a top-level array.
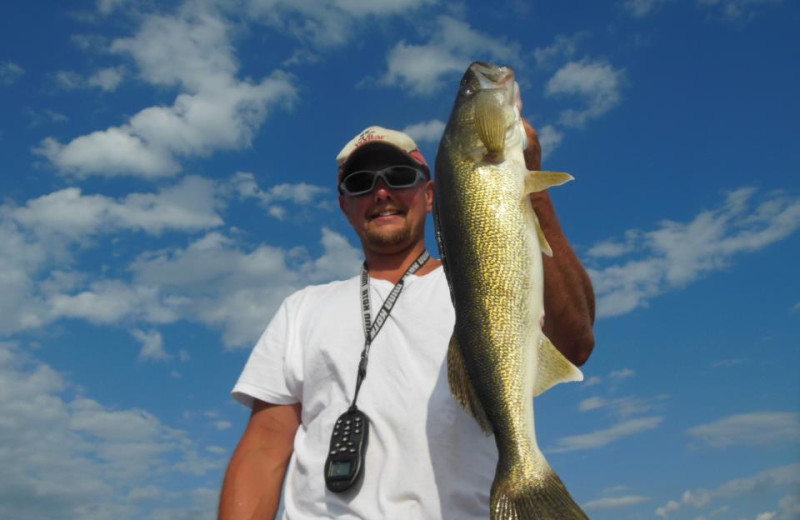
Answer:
[{"left": 350, "top": 250, "right": 430, "bottom": 410}]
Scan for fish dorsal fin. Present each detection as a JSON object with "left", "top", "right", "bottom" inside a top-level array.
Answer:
[
  {"left": 524, "top": 170, "right": 574, "bottom": 194},
  {"left": 474, "top": 92, "right": 506, "bottom": 160},
  {"left": 447, "top": 332, "right": 493, "bottom": 434},
  {"left": 533, "top": 334, "right": 584, "bottom": 397}
]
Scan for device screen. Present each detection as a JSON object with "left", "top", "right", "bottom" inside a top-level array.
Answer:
[{"left": 329, "top": 460, "right": 353, "bottom": 478}]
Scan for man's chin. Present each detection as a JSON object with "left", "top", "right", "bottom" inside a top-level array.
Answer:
[{"left": 364, "top": 227, "right": 412, "bottom": 249}]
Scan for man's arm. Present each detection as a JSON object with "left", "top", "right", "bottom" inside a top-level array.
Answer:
[
  {"left": 218, "top": 400, "right": 301, "bottom": 520},
  {"left": 523, "top": 119, "right": 596, "bottom": 366}
]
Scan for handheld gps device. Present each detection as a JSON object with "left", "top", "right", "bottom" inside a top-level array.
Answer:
[{"left": 324, "top": 408, "right": 369, "bottom": 493}]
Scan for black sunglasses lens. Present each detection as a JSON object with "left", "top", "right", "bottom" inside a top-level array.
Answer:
[
  {"left": 384, "top": 166, "right": 420, "bottom": 187},
  {"left": 342, "top": 171, "right": 375, "bottom": 194}
]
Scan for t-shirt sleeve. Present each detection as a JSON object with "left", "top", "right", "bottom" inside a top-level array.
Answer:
[{"left": 231, "top": 297, "right": 301, "bottom": 409}]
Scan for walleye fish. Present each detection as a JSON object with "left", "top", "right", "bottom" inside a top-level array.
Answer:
[{"left": 434, "top": 61, "right": 589, "bottom": 520}]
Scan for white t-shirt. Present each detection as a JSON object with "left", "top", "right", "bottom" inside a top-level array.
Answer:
[{"left": 232, "top": 266, "right": 497, "bottom": 519}]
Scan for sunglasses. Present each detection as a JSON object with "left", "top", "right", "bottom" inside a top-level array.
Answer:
[{"left": 339, "top": 165, "right": 427, "bottom": 196}]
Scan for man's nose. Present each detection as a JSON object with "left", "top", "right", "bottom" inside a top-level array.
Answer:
[{"left": 373, "top": 178, "right": 394, "bottom": 200}]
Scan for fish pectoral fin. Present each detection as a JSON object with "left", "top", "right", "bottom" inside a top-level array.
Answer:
[
  {"left": 474, "top": 91, "right": 506, "bottom": 160},
  {"left": 533, "top": 334, "right": 584, "bottom": 397},
  {"left": 534, "top": 215, "right": 553, "bottom": 257},
  {"left": 447, "top": 332, "right": 493, "bottom": 434},
  {"left": 524, "top": 170, "right": 574, "bottom": 194}
]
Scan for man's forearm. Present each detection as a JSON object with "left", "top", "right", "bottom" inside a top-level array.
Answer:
[
  {"left": 531, "top": 191, "right": 596, "bottom": 366},
  {"left": 522, "top": 119, "right": 595, "bottom": 366},
  {"left": 219, "top": 402, "right": 300, "bottom": 520},
  {"left": 218, "top": 444, "right": 288, "bottom": 519}
]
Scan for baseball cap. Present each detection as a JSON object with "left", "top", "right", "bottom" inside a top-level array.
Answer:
[{"left": 336, "top": 126, "right": 430, "bottom": 180}]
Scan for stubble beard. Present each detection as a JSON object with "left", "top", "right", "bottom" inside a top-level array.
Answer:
[{"left": 363, "top": 223, "right": 413, "bottom": 249}]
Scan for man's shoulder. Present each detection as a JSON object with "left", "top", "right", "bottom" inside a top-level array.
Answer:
[{"left": 285, "top": 275, "right": 359, "bottom": 307}]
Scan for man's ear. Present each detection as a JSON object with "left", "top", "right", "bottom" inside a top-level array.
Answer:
[
  {"left": 424, "top": 179, "right": 434, "bottom": 212},
  {"left": 338, "top": 194, "right": 349, "bottom": 220}
]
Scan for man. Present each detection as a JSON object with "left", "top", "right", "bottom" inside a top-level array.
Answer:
[{"left": 218, "top": 123, "right": 595, "bottom": 519}]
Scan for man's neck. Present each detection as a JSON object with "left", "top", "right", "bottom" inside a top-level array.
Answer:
[{"left": 364, "top": 243, "right": 441, "bottom": 284}]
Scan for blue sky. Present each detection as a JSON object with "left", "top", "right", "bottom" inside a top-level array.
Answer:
[{"left": 1, "top": 0, "right": 798, "bottom": 518}]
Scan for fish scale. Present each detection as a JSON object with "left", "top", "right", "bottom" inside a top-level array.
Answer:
[{"left": 434, "top": 61, "right": 589, "bottom": 519}]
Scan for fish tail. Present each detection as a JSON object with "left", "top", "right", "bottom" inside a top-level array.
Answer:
[{"left": 490, "top": 467, "right": 589, "bottom": 520}]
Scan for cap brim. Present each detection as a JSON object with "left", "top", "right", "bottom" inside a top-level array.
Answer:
[{"left": 339, "top": 142, "right": 429, "bottom": 179}]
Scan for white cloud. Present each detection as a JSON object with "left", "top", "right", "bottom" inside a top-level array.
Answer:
[
  {"left": 132, "top": 329, "right": 170, "bottom": 361},
  {"left": 687, "top": 412, "right": 800, "bottom": 448},
  {"left": 0, "top": 219, "right": 58, "bottom": 334},
  {"left": 578, "top": 394, "right": 665, "bottom": 418},
  {"left": 55, "top": 70, "right": 84, "bottom": 90},
  {"left": 578, "top": 396, "right": 606, "bottom": 411},
  {"left": 0, "top": 342, "right": 223, "bottom": 519},
  {"left": 381, "top": 16, "right": 520, "bottom": 96},
  {"left": 655, "top": 464, "right": 800, "bottom": 518},
  {"left": 0, "top": 60, "right": 24, "bottom": 85},
  {"left": 96, "top": 0, "right": 130, "bottom": 16},
  {"left": 229, "top": 172, "right": 330, "bottom": 220},
  {"left": 126, "top": 227, "right": 361, "bottom": 347},
  {"left": 534, "top": 34, "right": 583, "bottom": 68},
  {"left": 71, "top": 33, "right": 110, "bottom": 52},
  {"left": 11, "top": 176, "right": 223, "bottom": 239},
  {"left": 583, "top": 495, "right": 650, "bottom": 510},
  {"left": 696, "top": 0, "right": 784, "bottom": 21},
  {"left": 583, "top": 375, "right": 603, "bottom": 387},
  {"left": 548, "top": 416, "right": 663, "bottom": 453},
  {"left": 0, "top": 175, "right": 359, "bottom": 346},
  {"left": 403, "top": 119, "right": 445, "bottom": 144},
  {"left": 610, "top": 368, "right": 635, "bottom": 379},
  {"left": 587, "top": 237, "right": 636, "bottom": 258},
  {"left": 622, "top": 0, "right": 674, "bottom": 17},
  {"left": 52, "top": 66, "right": 124, "bottom": 93},
  {"left": 545, "top": 59, "right": 625, "bottom": 128},
  {"left": 25, "top": 108, "right": 68, "bottom": 127},
  {"left": 711, "top": 358, "right": 745, "bottom": 368},
  {"left": 588, "top": 188, "right": 800, "bottom": 318},
  {"left": 38, "top": 5, "right": 296, "bottom": 178},
  {"left": 538, "top": 124, "right": 564, "bottom": 160},
  {"left": 88, "top": 66, "right": 125, "bottom": 91},
  {"left": 267, "top": 182, "right": 329, "bottom": 204},
  {"left": 776, "top": 494, "right": 800, "bottom": 520},
  {"left": 47, "top": 281, "right": 175, "bottom": 326},
  {"left": 656, "top": 500, "right": 681, "bottom": 518},
  {"left": 128, "top": 485, "right": 162, "bottom": 502},
  {"left": 245, "top": 0, "right": 437, "bottom": 48},
  {"left": 36, "top": 131, "right": 180, "bottom": 178},
  {"left": 0, "top": 176, "right": 223, "bottom": 336}
]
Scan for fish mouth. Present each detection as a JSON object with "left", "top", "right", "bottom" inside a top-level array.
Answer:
[
  {"left": 469, "top": 61, "right": 515, "bottom": 89},
  {"left": 466, "top": 62, "right": 522, "bottom": 113}
]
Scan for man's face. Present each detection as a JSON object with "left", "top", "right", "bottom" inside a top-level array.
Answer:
[{"left": 338, "top": 147, "right": 433, "bottom": 256}]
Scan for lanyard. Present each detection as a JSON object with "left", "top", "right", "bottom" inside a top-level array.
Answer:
[{"left": 350, "top": 250, "right": 430, "bottom": 410}]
